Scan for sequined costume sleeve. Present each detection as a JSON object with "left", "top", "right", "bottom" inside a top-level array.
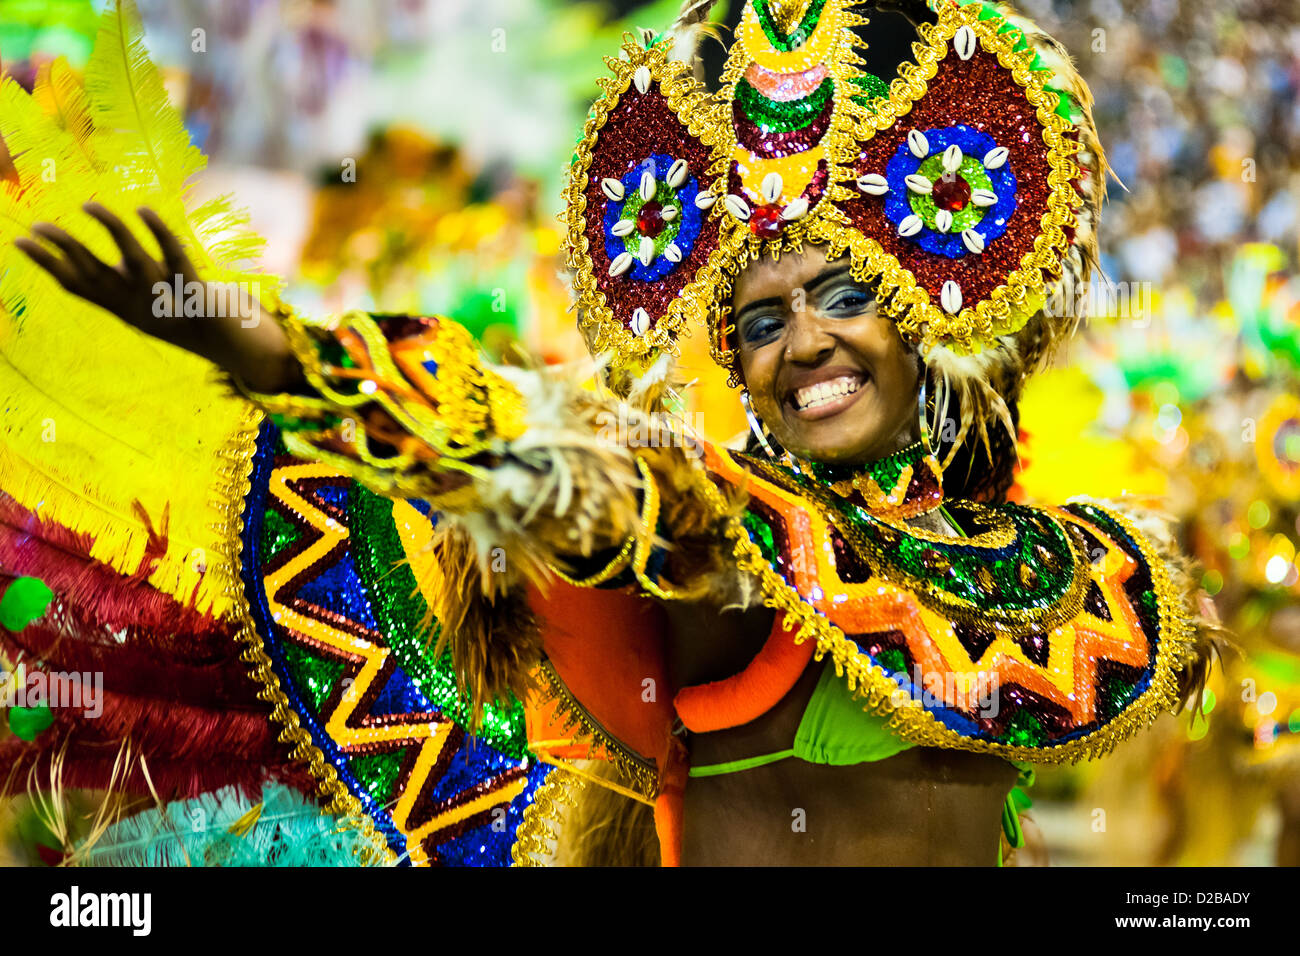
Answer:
[{"left": 235, "top": 306, "right": 720, "bottom": 590}]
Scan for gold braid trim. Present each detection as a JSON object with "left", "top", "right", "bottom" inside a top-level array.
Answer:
[
  {"left": 219, "top": 406, "right": 396, "bottom": 866},
  {"left": 532, "top": 660, "right": 659, "bottom": 798},
  {"left": 690, "top": 458, "right": 1201, "bottom": 765},
  {"left": 510, "top": 767, "right": 585, "bottom": 867},
  {"left": 565, "top": 34, "right": 748, "bottom": 372}
]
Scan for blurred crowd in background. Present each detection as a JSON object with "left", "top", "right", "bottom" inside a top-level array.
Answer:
[{"left": 2, "top": 0, "right": 1298, "bottom": 865}]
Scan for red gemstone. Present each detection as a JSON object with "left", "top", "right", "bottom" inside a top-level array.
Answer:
[
  {"left": 749, "top": 203, "right": 785, "bottom": 239},
  {"left": 931, "top": 175, "right": 971, "bottom": 212},
  {"left": 636, "top": 200, "right": 667, "bottom": 238}
]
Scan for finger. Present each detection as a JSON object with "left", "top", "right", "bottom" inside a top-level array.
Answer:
[
  {"left": 137, "top": 208, "right": 200, "bottom": 278},
  {"left": 15, "top": 238, "right": 81, "bottom": 291},
  {"left": 83, "top": 202, "right": 159, "bottom": 279},
  {"left": 30, "top": 223, "right": 115, "bottom": 280}
]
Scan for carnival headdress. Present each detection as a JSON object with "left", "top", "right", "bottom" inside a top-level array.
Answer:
[{"left": 565, "top": 0, "right": 1104, "bottom": 447}]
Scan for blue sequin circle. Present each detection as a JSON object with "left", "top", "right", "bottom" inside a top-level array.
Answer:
[
  {"left": 883, "top": 125, "right": 1017, "bottom": 259},
  {"left": 603, "top": 152, "right": 701, "bottom": 282}
]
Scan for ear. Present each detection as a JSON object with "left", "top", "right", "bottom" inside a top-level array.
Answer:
[
  {"left": 565, "top": 35, "right": 742, "bottom": 376},
  {"left": 829, "top": 3, "right": 1082, "bottom": 355}
]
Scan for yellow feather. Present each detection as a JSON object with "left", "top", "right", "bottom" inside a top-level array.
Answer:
[{"left": 0, "top": 0, "right": 273, "bottom": 618}]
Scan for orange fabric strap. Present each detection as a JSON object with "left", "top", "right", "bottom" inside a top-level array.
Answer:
[{"left": 671, "top": 611, "right": 815, "bottom": 733}]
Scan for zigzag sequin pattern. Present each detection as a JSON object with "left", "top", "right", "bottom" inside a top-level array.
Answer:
[{"left": 240, "top": 426, "right": 544, "bottom": 865}]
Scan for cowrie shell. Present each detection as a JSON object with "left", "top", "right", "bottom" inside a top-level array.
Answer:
[
  {"left": 898, "top": 214, "right": 923, "bottom": 237},
  {"left": 631, "top": 307, "right": 650, "bottom": 335},
  {"left": 664, "top": 243, "right": 682, "bottom": 262},
  {"left": 638, "top": 236, "right": 655, "bottom": 266},
  {"left": 940, "top": 280, "right": 962, "bottom": 314},
  {"left": 666, "top": 158, "right": 689, "bottom": 188},
  {"left": 905, "top": 174, "right": 933, "bottom": 195},
  {"left": 639, "top": 170, "right": 657, "bottom": 201},
  {"left": 761, "top": 172, "right": 784, "bottom": 204},
  {"left": 908, "top": 129, "right": 929, "bottom": 158},
  {"left": 982, "top": 146, "right": 1009, "bottom": 170},
  {"left": 781, "top": 197, "right": 809, "bottom": 220},
  {"left": 633, "top": 66, "right": 651, "bottom": 94},
  {"left": 694, "top": 192, "right": 717, "bottom": 210},
  {"left": 857, "top": 173, "right": 889, "bottom": 195},
  {"left": 611, "top": 219, "right": 635, "bottom": 236},
  {"left": 609, "top": 252, "right": 634, "bottom": 276},
  {"left": 971, "top": 188, "right": 998, "bottom": 207},
  {"left": 942, "top": 144, "right": 963, "bottom": 173},
  {"left": 660, "top": 205, "right": 678, "bottom": 221},
  {"left": 961, "top": 229, "right": 985, "bottom": 253},
  {"left": 954, "top": 25, "right": 977, "bottom": 60},
  {"left": 934, "top": 209, "right": 953, "bottom": 233},
  {"left": 723, "top": 194, "right": 751, "bottom": 220},
  {"left": 601, "top": 178, "right": 625, "bottom": 201}
]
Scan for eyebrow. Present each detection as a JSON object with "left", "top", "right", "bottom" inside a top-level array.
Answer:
[{"left": 733, "top": 265, "right": 855, "bottom": 327}]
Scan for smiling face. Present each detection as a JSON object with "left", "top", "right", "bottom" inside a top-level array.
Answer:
[{"left": 733, "top": 245, "right": 921, "bottom": 466}]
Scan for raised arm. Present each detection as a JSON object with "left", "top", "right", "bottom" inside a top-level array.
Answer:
[{"left": 15, "top": 206, "right": 725, "bottom": 595}]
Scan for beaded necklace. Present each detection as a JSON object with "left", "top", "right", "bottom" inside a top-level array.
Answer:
[{"left": 778, "top": 440, "right": 945, "bottom": 520}]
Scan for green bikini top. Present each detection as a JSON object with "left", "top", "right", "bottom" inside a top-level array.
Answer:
[
  {"left": 687, "top": 664, "right": 1035, "bottom": 864},
  {"left": 688, "top": 662, "right": 913, "bottom": 777}
]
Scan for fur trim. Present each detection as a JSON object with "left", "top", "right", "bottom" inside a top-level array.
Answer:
[
  {"left": 423, "top": 531, "right": 544, "bottom": 722},
  {"left": 555, "top": 759, "right": 659, "bottom": 866}
]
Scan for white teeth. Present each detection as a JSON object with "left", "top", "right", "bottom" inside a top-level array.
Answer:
[
  {"left": 971, "top": 188, "right": 998, "bottom": 207},
  {"left": 857, "top": 173, "right": 889, "bottom": 195},
  {"left": 633, "top": 65, "right": 651, "bottom": 94},
  {"left": 793, "top": 376, "right": 862, "bottom": 410},
  {"left": 638, "top": 235, "right": 655, "bottom": 266},
  {"left": 666, "top": 158, "right": 689, "bottom": 188},
  {"left": 761, "top": 172, "right": 784, "bottom": 204},
  {"left": 983, "top": 146, "right": 1009, "bottom": 170},
  {"left": 942, "top": 144, "right": 963, "bottom": 173},
  {"left": 639, "top": 170, "right": 657, "bottom": 201},
  {"left": 601, "top": 178, "right": 625, "bottom": 201},
  {"left": 905, "top": 174, "right": 933, "bottom": 195},
  {"left": 908, "top": 129, "right": 929, "bottom": 158},
  {"left": 954, "top": 25, "right": 977, "bottom": 60},
  {"left": 611, "top": 219, "right": 635, "bottom": 236},
  {"left": 695, "top": 192, "right": 717, "bottom": 210}
]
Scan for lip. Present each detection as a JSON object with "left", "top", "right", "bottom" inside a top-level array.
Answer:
[{"left": 782, "top": 366, "right": 871, "bottom": 422}]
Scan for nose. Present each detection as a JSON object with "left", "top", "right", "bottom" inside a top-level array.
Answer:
[{"left": 783, "top": 310, "right": 835, "bottom": 365}]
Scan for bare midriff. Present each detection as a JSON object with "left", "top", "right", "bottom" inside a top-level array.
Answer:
[{"left": 663, "top": 602, "right": 1017, "bottom": 866}]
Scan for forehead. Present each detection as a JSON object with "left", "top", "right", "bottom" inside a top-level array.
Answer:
[{"left": 732, "top": 244, "right": 844, "bottom": 309}]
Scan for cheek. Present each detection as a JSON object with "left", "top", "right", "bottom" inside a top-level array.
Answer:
[{"left": 738, "top": 349, "right": 779, "bottom": 408}]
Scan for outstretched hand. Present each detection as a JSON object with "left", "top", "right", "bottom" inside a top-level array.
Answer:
[{"left": 15, "top": 204, "right": 300, "bottom": 391}]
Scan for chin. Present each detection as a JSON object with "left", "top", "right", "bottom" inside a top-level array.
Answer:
[{"left": 781, "top": 422, "right": 888, "bottom": 466}]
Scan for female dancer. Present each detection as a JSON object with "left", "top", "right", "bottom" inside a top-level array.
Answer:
[{"left": 3, "top": 0, "right": 1218, "bottom": 866}]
